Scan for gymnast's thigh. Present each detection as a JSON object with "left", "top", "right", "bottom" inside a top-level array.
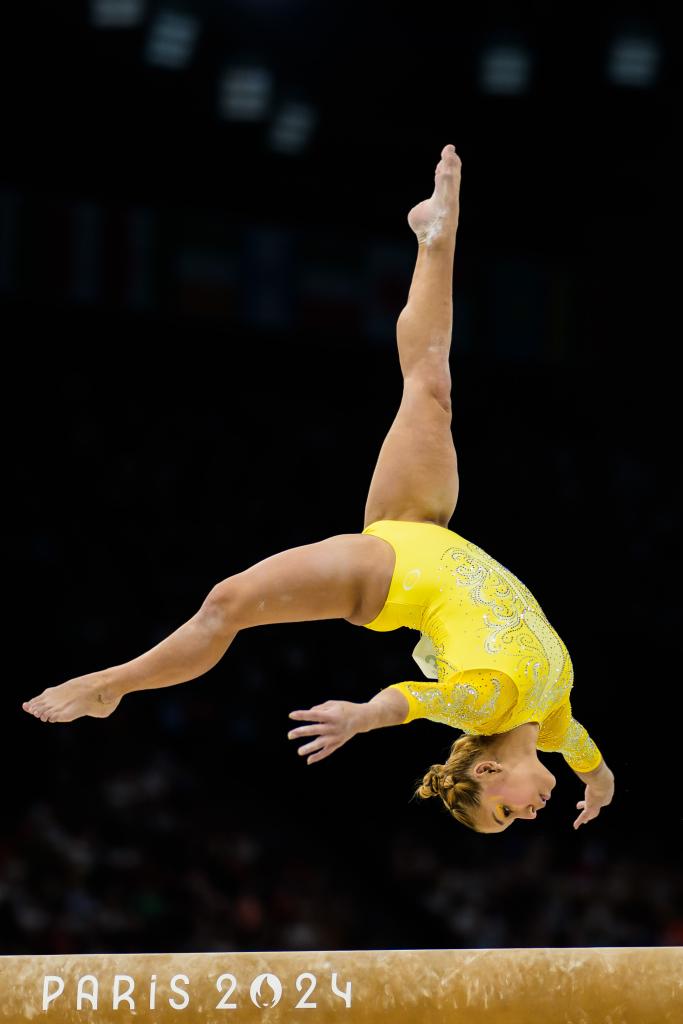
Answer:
[{"left": 214, "top": 533, "right": 394, "bottom": 629}]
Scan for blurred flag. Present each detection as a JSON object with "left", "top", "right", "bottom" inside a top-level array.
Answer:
[{"left": 243, "top": 227, "right": 295, "bottom": 329}]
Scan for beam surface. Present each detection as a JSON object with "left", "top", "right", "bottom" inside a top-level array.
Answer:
[{"left": 1, "top": 948, "right": 681, "bottom": 1023}]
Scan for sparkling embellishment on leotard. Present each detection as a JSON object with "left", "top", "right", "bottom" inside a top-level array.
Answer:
[
  {"left": 366, "top": 521, "right": 601, "bottom": 770},
  {"left": 442, "top": 542, "right": 570, "bottom": 715},
  {"left": 397, "top": 539, "right": 584, "bottom": 742},
  {"left": 402, "top": 674, "right": 505, "bottom": 728},
  {"left": 561, "top": 715, "right": 600, "bottom": 770}
]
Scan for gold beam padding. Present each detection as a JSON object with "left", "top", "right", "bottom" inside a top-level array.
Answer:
[{"left": 1, "top": 948, "right": 681, "bottom": 1022}]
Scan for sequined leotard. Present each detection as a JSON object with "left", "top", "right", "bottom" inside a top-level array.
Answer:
[{"left": 361, "top": 520, "right": 602, "bottom": 773}]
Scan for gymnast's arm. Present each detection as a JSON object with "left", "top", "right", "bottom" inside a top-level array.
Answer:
[
  {"left": 571, "top": 757, "right": 615, "bottom": 828},
  {"left": 287, "top": 689, "right": 409, "bottom": 764},
  {"left": 288, "top": 671, "right": 511, "bottom": 764},
  {"left": 539, "top": 702, "right": 615, "bottom": 827}
]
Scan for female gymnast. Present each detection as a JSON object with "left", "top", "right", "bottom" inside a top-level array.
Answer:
[{"left": 23, "top": 144, "right": 614, "bottom": 834}]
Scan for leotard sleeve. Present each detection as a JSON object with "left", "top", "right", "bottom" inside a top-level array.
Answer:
[
  {"left": 537, "top": 698, "right": 603, "bottom": 773},
  {"left": 384, "top": 668, "right": 518, "bottom": 732}
]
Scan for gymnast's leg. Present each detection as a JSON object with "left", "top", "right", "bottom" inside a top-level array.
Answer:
[
  {"left": 23, "top": 145, "right": 462, "bottom": 725},
  {"left": 22, "top": 531, "right": 386, "bottom": 723},
  {"left": 363, "top": 143, "right": 461, "bottom": 529}
]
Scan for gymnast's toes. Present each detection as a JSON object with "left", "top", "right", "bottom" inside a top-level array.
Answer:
[{"left": 435, "top": 145, "right": 461, "bottom": 188}]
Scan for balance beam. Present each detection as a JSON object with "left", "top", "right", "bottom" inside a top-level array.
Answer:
[{"left": 1, "top": 948, "right": 681, "bottom": 1022}]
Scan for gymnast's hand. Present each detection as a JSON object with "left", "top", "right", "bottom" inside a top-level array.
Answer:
[
  {"left": 288, "top": 700, "right": 365, "bottom": 765},
  {"left": 573, "top": 767, "right": 615, "bottom": 829}
]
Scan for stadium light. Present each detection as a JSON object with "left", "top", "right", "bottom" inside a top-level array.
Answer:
[
  {"left": 89, "top": 0, "right": 146, "bottom": 28},
  {"left": 268, "top": 100, "right": 317, "bottom": 155},
  {"left": 218, "top": 65, "right": 273, "bottom": 121},
  {"left": 607, "top": 34, "right": 660, "bottom": 87},
  {"left": 479, "top": 44, "right": 531, "bottom": 95},
  {"left": 144, "top": 9, "right": 200, "bottom": 69}
]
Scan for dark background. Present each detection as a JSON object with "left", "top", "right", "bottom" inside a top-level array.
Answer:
[{"left": 1, "top": 1, "right": 679, "bottom": 953}]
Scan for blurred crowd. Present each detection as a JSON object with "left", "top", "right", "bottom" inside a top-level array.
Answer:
[{"left": 2, "top": 736, "right": 681, "bottom": 954}]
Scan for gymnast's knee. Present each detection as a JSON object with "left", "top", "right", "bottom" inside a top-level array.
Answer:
[
  {"left": 404, "top": 372, "right": 452, "bottom": 417},
  {"left": 199, "top": 576, "right": 246, "bottom": 634}
]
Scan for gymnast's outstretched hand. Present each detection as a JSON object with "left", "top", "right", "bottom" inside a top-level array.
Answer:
[
  {"left": 288, "top": 700, "right": 366, "bottom": 764},
  {"left": 573, "top": 765, "right": 615, "bottom": 829},
  {"left": 288, "top": 688, "right": 409, "bottom": 764}
]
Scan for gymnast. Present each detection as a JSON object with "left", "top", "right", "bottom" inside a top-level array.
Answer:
[{"left": 23, "top": 144, "right": 614, "bottom": 834}]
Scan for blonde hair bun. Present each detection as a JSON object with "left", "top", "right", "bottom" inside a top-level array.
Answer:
[
  {"left": 417, "top": 766, "right": 442, "bottom": 799},
  {"left": 414, "top": 734, "right": 501, "bottom": 831}
]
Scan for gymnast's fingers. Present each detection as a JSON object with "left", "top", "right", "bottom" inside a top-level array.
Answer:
[
  {"left": 307, "top": 742, "right": 341, "bottom": 765},
  {"left": 297, "top": 737, "right": 327, "bottom": 756},
  {"left": 573, "top": 803, "right": 599, "bottom": 829},
  {"left": 289, "top": 708, "right": 331, "bottom": 722},
  {"left": 288, "top": 724, "right": 326, "bottom": 739}
]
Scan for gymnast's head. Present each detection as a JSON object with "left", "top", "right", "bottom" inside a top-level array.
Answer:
[{"left": 416, "top": 733, "right": 556, "bottom": 833}]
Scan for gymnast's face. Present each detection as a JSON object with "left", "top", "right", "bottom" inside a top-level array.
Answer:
[{"left": 471, "top": 758, "right": 556, "bottom": 833}]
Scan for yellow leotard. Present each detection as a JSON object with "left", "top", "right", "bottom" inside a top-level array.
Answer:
[{"left": 361, "top": 520, "right": 602, "bottom": 773}]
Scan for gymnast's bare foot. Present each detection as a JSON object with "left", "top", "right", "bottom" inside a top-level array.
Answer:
[
  {"left": 407, "top": 143, "right": 461, "bottom": 246},
  {"left": 23, "top": 673, "right": 122, "bottom": 723}
]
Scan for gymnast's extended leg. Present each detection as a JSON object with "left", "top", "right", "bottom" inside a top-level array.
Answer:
[
  {"left": 363, "top": 143, "right": 462, "bottom": 529},
  {"left": 22, "top": 144, "right": 463, "bottom": 725},
  {"left": 21, "top": 530, "right": 390, "bottom": 723}
]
